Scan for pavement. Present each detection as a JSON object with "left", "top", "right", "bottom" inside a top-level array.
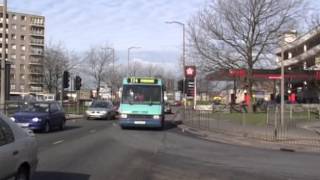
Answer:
[
  {"left": 31, "top": 111, "right": 320, "bottom": 180},
  {"left": 175, "top": 109, "right": 320, "bottom": 153},
  {"left": 65, "top": 114, "right": 83, "bottom": 120}
]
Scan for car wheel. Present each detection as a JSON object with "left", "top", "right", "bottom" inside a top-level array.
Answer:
[
  {"left": 15, "top": 166, "right": 29, "bottom": 180},
  {"left": 106, "top": 113, "right": 112, "bottom": 120},
  {"left": 43, "top": 121, "right": 51, "bottom": 133},
  {"left": 60, "top": 120, "right": 66, "bottom": 131}
]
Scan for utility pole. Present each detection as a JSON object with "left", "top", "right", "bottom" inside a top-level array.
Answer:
[
  {"left": 280, "top": 36, "right": 285, "bottom": 127},
  {"left": 0, "top": 0, "right": 7, "bottom": 112}
]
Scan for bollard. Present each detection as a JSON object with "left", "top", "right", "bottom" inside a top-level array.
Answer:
[
  {"left": 308, "top": 105, "right": 311, "bottom": 121},
  {"left": 274, "top": 106, "right": 278, "bottom": 140}
]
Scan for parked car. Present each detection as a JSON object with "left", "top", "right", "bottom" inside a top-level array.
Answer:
[
  {"left": 85, "top": 100, "right": 117, "bottom": 120},
  {"left": 10, "top": 101, "right": 66, "bottom": 133},
  {"left": 0, "top": 113, "right": 38, "bottom": 180}
]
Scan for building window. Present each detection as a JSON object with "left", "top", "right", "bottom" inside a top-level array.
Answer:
[
  {"left": 21, "top": 25, "right": 26, "bottom": 31},
  {"left": 21, "top": 45, "right": 25, "bottom": 51},
  {"left": 20, "top": 85, "right": 24, "bottom": 90},
  {"left": 12, "top": 14, "right": 17, "bottom": 20},
  {"left": 21, "top": 16, "right": 26, "bottom": 21},
  {"left": 11, "top": 44, "right": 16, "bottom": 49},
  {"left": 20, "top": 35, "right": 25, "bottom": 41},
  {"left": 11, "top": 34, "right": 16, "bottom": 40},
  {"left": 21, "top": 74, "right": 25, "bottom": 79},
  {"left": 11, "top": 54, "right": 16, "bottom": 59},
  {"left": 10, "top": 84, "right": 15, "bottom": 90},
  {"left": 12, "top": 24, "right": 16, "bottom": 29},
  {"left": 21, "top": 55, "right": 26, "bottom": 60}
]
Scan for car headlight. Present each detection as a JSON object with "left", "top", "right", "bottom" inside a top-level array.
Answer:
[
  {"left": 10, "top": 117, "right": 15, "bottom": 122},
  {"left": 100, "top": 111, "right": 107, "bottom": 114},
  {"left": 32, "top": 117, "right": 42, "bottom": 122},
  {"left": 120, "top": 114, "right": 127, "bottom": 118},
  {"left": 153, "top": 115, "right": 160, "bottom": 119}
]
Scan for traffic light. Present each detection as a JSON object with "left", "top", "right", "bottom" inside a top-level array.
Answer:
[
  {"left": 63, "top": 71, "right": 70, "bottom": 88},
  {"left": 74, "top": 75, "right": 82, "bottom": 90},
  {"left": 185, "top": 78, "right": 195, "bottom": 97}
]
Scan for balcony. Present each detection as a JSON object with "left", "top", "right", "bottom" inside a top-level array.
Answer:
[
  {"left": 29, "top": 59, "right": 43, "bottom": 66},
  {"left": 29, "top": 70, "right": 43, "bottom": 75},
  {"left": 30, "top": 50, "right": 44, "bottom": 56},
  {"left": 30, "top": 17, "right": 45, "bottom": 27},
  {"left": 30, "top": 39, "right": 44, "bottom": 47},
  {"left": 30, "top": 30, "right": 44, "bottom": 37},
  {"left": 29, "top": 80, "right": 42, "bottom": 84},
  {"left": 29, "top": 85, "right": 43, "bottom": 92}
]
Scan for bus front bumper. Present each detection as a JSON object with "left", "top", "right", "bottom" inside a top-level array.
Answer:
[{"left": 119, "top": 118, "right": 163, "bottom": 128}]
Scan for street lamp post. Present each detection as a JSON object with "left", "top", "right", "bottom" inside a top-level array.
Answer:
[
  {"left": 127, "top": 46, "right": 140, "bottom": 77},
  {"left": 0, "top": 0, "right": 7, "bottom": 112},
  {"left": 166, "top": 21, "right": 186, "bottom": 105},
  {"left": 165, "top": 21, "right": 186, "bottom": 68}
]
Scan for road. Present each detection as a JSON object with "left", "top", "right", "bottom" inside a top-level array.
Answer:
[{"left": 33, "top": 113, "right": 320, "bottom": 180}]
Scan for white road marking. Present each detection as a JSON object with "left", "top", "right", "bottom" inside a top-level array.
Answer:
[
  {"left": 53, "top": 140, "right": 64, "bottom": 145},
  {"left": 89, "top": 129, "right": 97, "bottom": 133}
]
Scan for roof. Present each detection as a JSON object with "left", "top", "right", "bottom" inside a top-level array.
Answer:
[{"left": 276, "top": 26, "right": 320, "bottom": 54}]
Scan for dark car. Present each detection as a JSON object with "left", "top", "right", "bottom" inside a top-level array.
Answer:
[{"left": 10, "top": 101, "right": 66, "bottom": 133}]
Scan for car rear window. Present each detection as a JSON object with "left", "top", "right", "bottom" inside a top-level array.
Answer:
[{"left": 0, "top": 118, "right": 14, "bottom": 146}]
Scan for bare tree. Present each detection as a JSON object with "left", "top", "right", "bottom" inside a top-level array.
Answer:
[
  {"left": 85, "top": 45, "right": 113, "bottom": 99},
  {"left": 43, "top": 42, "right": 79, "bottom": 97},
  {"left": 189, "top": 0, "right": 306, "bottom": 111}
]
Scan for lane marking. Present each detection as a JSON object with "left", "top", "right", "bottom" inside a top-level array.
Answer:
[
  {"left": 52, "top": 140, "right": 64, "bottom": 145},
  {"left": 89, "top": 129, "right": 97, "bottom": 133}
]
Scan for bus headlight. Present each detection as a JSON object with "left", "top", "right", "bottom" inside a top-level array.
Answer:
[
  {"left": 153, "top": 115, "right": 160, "bottom": 119},
  {"left": 120, "top": 114, "right": 127, "bottom": 119},
  {"left": 10, "top": 117, "right": 15, "bottom": 122}
]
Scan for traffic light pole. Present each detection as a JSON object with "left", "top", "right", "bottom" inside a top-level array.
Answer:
[{"left": 61, "top": 80, "right": 64, "bottom": 106}]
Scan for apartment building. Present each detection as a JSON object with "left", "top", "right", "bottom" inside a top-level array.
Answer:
[{"left": 0, "top": 5, "right": 44, "bottom": 94}]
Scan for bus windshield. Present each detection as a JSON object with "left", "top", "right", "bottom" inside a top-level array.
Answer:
[{"left": 122, "top": 85, "right": 162, "bottom": 105}]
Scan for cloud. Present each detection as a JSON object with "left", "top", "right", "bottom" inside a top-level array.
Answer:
[{"left": 8, "top": 0, "right": 206, "bottom": 74}]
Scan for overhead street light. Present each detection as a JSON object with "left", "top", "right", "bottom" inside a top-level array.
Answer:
[
  {"left": 165, "top": 21, "right": 186, "bottom": 69},
  {"left": 127, "top": 46, "right": 141, "bottom": 77}
]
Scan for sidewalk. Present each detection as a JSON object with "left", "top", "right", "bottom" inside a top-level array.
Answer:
[
  {"left": 66, "top": 114, "right": 83, "bottom": 120},
  {"left": 174, "top": 110, "right": 320, "bottom": 153}
]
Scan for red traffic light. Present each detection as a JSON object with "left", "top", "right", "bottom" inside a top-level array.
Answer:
[{"left": 185, "top": 66, "right": 196, "bottom": 79}]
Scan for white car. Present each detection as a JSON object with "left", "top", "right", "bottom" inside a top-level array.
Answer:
[{"left": 0, "top": 113, "right": 38, "bottom": 180}]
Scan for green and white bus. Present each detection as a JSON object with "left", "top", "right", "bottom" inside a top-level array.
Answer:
[{"left": 119, "top": 77, "right": 165, "bottom": 129}]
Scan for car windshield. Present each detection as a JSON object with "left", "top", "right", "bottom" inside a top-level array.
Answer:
[
  {"left": 20, "top": 103, "right": 49, "bottom": 113},
  {"left": 122, "top": 85, "right": 161, "bottom": 105},
  {"left": 90, "top": 101, "right": 110, "bottom": 108}
]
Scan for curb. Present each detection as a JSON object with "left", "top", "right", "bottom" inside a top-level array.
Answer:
[
  {"left": 66, "top": 114, "right": 83, "bottom": 120},
  {"left": 174, "top": 110, "right": 319, "bottom": 153}
]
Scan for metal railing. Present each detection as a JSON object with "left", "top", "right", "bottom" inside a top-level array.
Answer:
[{"left": 183, "top": 104, "right": 320, "bottom": 149}]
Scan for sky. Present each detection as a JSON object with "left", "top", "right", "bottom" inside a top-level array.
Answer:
[{"left": 8, "top": 0, "right": 208, "bottom": 68}]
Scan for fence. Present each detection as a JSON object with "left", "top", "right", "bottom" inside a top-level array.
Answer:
[
  {"left": 183, "top": 104, "right": 320, "bottom": 149},
  {"left": 0, "top": 101, "right": 88, "bottom": 116}
]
